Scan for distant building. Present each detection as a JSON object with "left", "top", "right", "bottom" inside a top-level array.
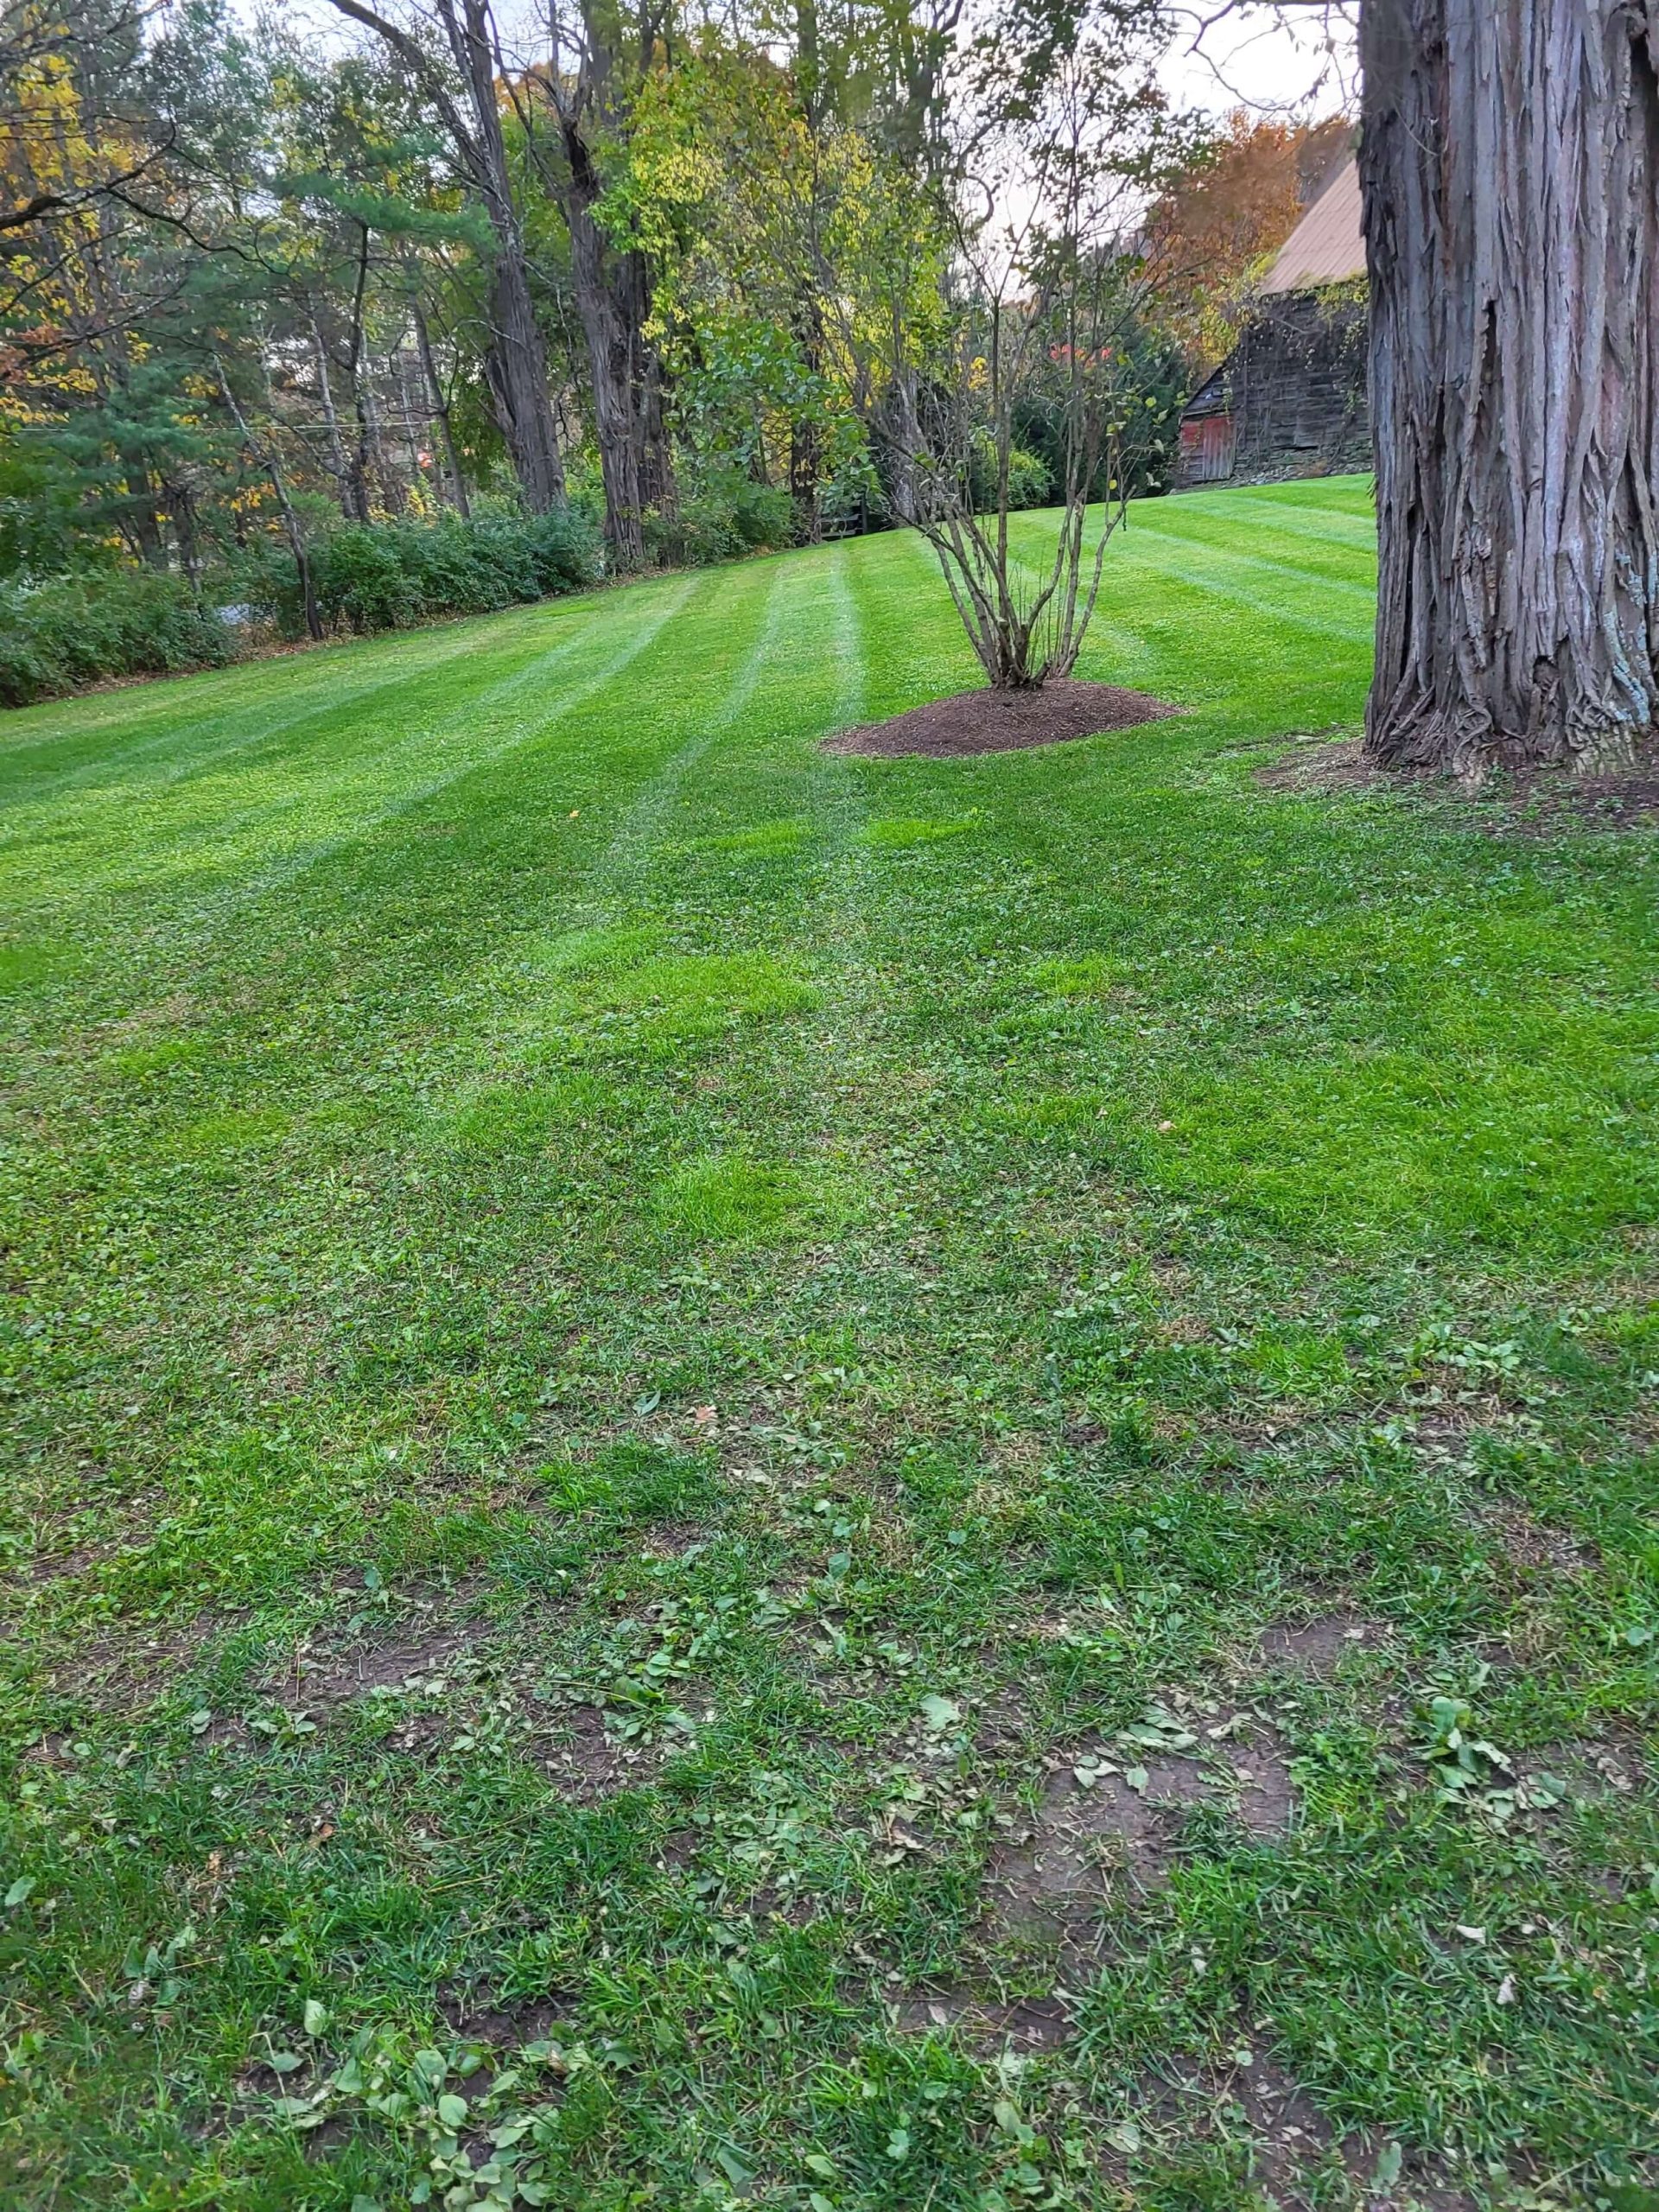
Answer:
[{"left": 1176, "top": 157, "right": 1370, "bottom": 489}]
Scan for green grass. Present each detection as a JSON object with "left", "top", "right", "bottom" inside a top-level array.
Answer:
[{"left": 2, "top": 479, "right": 1656, "bottom": 2212}]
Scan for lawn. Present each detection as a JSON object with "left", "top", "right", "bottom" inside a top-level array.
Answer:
[{"left": 2, "top": 476, "right": 1656, "bottom": 2211}]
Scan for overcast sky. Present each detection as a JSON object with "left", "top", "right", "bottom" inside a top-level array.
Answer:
[
  {"left": 1160, "top": 5, "right": 1357, "bottom": 117},
  {"left": 268, "top": 2, "right": 1357, "bottom": 121}
]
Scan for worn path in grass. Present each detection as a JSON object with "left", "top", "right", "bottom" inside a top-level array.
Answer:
[{"left": 3, "top": 478, "right": 1657, "bottom": 2210}]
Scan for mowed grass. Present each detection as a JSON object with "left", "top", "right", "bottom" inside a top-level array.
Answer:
[{"left": 2, "top": 478, "right": 1656, "bottom": 2211}]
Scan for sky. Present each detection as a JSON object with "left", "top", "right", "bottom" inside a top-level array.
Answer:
[
  {"left": 269, "top": 1, "right": 1359, "bottom": 124},
  {"left": 1160, "top": 5, "right": 1358, "bottom": 118}
]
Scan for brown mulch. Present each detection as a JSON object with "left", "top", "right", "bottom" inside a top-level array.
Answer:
[
  {"left": 1258, "top": 735, "right": 1659, "bottom": 827},
  {"left": 823, "top": 678, "right": 1178, "bottom": 760}
]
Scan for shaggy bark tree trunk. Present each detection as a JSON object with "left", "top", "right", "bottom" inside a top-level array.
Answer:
[
  {"left": 557, "top": 111, "right": 671, "bottom": 569},
  {"left": 446, "top": 0, "right": 568, "bottom": 514},
  {"left": 1361, "top": 0, "right": 1659, "bottom": 773},
  {"left": 562, "top": 151, "right": 649, "bottom": 569},
  {"left": 481, "top": 245, "right": 567, "bottom": 514}
]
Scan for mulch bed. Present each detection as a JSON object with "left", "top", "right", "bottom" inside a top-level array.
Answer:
[{"left": 823, "top": 678, "right": 1178, "bottom": 760}]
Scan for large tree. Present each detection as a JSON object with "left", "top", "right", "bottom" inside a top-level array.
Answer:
[
  {"left": 509, "top": 0, "right": 676, "bottom": 571},
  {"left": 326, "top": 0, "right": 568, "bottom": 512},
  {"left": 1359, "top": 0, "right": 1659, "bottom": 775}
]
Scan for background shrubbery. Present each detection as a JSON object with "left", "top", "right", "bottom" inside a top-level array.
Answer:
[
  {"left": 0, "top": 507, "right": 604, "bottom": 706},
  {"left": 305, "top": 506, "right": 600, "bottom": 634},
  {"left": 0, "top": 475, "right": 829, "bottom": 706},
  {"left": 0, "top": 569, "right": 232, "bottom": 708},
  {"left": 641, "top": 474, "right": 794, "bottom": 569}
]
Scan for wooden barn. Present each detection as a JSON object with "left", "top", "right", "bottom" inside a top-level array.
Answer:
[{"left": 1176, "top": 158, "right": 1370, "bottom": 489}]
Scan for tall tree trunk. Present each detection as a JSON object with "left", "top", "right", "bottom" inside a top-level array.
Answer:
[
  {"left": 1361, "top": 0, "right": 1659, "bottom": 774},
  {"left": 412, "top": 297, "right": 471, "bottom": 518},
  {"left": 561, "top": 130, "right": 663, "bottom": 569},
  {"left": 217, "top": 359, "right": 325, "bottom": 643},
  {"left": 515, "top": 0, "right": 671, "bottom": 566},
  {"left": 344, "top": 229, "right": 377, "bottom": 523},
  {"left": 443, "top": 0, "right": 566, "bottom": 512},
  {"left": 482, "top": 251, "right": 567, "bottom": 513},
  {"left": 324, "top": 0, "right": 567, "bottom": 513},
  {"left": 310, "top": 317, "right": 357, "bottom": 523},
  {"left": 790, "top": 287, "right": 824, "bottom": 543}
]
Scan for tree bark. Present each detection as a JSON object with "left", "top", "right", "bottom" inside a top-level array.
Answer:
[
  {"left": 324, "top": 0, "right": 566, "bottom": 512},
  {"left": 344, "top": 227, "right": 376, "bottom": 522},
  {"left": 412, "top": 296, "right": 471, "bottom": 517},
  {"left": 559, "top": 129, "right": 661, "bottom": 569},
  {"left": 1361, "top": 0, "right": 1659, "bottom": 774},
  {"left": 512, "top": 1, "right": 673, "bottom": 567},
  {"left": 481, "top": 236, "right": 567, "bottom": 513},
  {"left": 442, "top": 0, "right": 567, "bottom": 511},
  {"left": 310, "top": 315, "right": 359, "bottom": 523}
]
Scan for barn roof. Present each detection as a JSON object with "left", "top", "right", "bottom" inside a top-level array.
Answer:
[{"left": 1261, "top": 155, "right": 1365, "bottom": 294}]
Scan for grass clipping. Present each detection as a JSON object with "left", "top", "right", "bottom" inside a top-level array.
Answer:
[{"left": 823, "top": 677, "right": 1176, "bottom": 759}]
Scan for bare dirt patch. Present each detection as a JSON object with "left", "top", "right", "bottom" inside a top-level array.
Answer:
[
  {"left": 269, "top": 1627, "right": 474, "bottom": 1706},
  {"left": 895, "top": 1988, "right": 1071, "bottom": 2050},
  {"left": 1258, "top": 734, "right": 1659, "bottom": 830},
  {"left": 537, "top": 1701, "right": 671, "bottom": 1802},
  {"left": 974, "top": 1682, "right": 1038, "bottom": 1758},
  {"left": 1258, "top": 1613, "right": 1387, "bottom": 1676},
  {"left": 1130, "top": 2059, "right": 1477, "bottom": 2211},
  {"left": 988, "top": 1717, "right": 1297, "bottom": 1928},
  {"left": 1479, "top": 1503, "right": 1597, "bottom": 1575},
  {"left": 438, "top": 1984, "right": 572, "bottom": 2050},
  {"left": 823, "top": 678, "right": 1177, "bottom": 760}
]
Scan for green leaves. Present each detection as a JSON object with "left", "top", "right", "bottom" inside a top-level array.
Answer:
[{"left": 919, "top": 1692, "right": 962, "bottom": 1732}]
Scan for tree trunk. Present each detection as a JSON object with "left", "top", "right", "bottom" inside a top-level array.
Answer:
[
  {"left": 412, "top": 297, "right": 471, "bottom": 518},
  {"left": 560, "top": 125, "right": 665, "bottom": 569},
  {"left": 482, "top": 251, "right": 567, "bottom": 513},
  {"left": 442, "top": 0, "right": 566, "bottom": 512},
  {"left": 311, "top": 318, "right": 358, "bottom": 523},
  {"left": 217, "top": 359, "right": 325, "bottom": 642},
  {"left": 1361, "top": 0, "right": 1659, "bottom": 774},
  {"left": 790, "top": 288, "right": 824, "bottom": 543},
  {"left": 122, "top": 465, "right": 165, "bottom": 567},
  {"left": 327, "top": 0, "right": 568, "bottom": 513}
]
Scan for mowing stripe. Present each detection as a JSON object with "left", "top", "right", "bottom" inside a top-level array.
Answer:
[
  {"left": 1116, "top": 514, "right": 1376, "bottom": 602},
  {"left": 0, "top": 577, "right": 709, "bottom": 938},
  {"left": 0, "top": 615, "right": 552, "bottom": 799},
  {"left": 169, "top": 575, "right": 711, "bottom": 950}
]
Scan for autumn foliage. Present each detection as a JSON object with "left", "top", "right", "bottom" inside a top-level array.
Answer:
[{"left": 1146, "top": 109, "right": 1353, "bottom": 372}]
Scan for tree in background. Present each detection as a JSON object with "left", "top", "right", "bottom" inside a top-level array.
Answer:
[
  {"left": 506, "top": 0, "right": 675, "bottom": 570},
  {"left": 861, "top": 0, "right": 1195, "bottom": 689},
  {"left": 1143, "top": 105, "right": 1351, "bottom": 372},
  {"left": 0, "top": 0, "right": 1226, "bottom": 701},
  {"left": 325, "top": 0, "right": 569, "bottom": 512}
]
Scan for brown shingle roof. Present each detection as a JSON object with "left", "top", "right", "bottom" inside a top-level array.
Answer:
[{"left": 1261, "top": 156, "right": 1365, "bottom": 294}]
